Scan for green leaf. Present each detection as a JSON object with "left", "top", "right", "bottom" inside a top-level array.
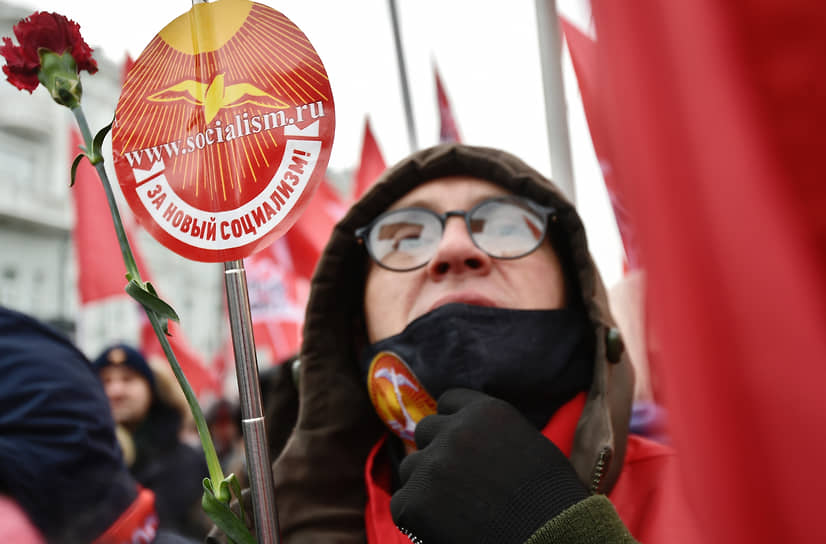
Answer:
[
  {"left": 125, "top": 279, "right": 180, "bottom": 323},
  {"left": 202, "top": 479, "right": 256, "bottom": 544},
  {"left": 214, "top": 478, "right": 232, "bottom": 504},
  {"left": 90, "top": 119, "right": 113, "bottom": 165},
  {"left": 143, "top": 281, "right": 173, "bottom": 334},
  {"left": 228, "top": 474, "right": 248, "bottom": 526},
  {"left": 70, "top": 153, "right": 85, "bottom": 187},
  {"left": 93, "top": 119, "right": 113, "bottom": 153}
]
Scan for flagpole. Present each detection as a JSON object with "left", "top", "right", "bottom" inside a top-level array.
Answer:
[
  {"left": 223, "top": 259, "right": 280, "bottom": 544},
  {"left": 388, "top": 0, "right": 418, "bottom": 152},
  {"left": 535, "top": 0, "right": 576, "bottom": 204}
]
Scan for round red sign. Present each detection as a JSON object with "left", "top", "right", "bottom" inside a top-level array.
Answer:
[{"left": 112, "top": 0, "right": 335, "bottom": 262}]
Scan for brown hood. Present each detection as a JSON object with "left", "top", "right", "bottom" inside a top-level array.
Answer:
[{"left": 271, "top": 143, "right": 635, "bottom": 543}]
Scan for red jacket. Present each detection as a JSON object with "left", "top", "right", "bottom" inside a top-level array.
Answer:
[{"left": 365, "top": 394, "right": 702, "bottom": 543}]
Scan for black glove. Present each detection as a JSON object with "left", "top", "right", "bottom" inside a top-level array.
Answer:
[{"left": 390, "top": 388, "right": 588, "bottom": 544}]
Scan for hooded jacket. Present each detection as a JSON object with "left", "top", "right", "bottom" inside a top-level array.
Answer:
[{"left": 270, "top": 143, "right": 692, "bottom": 542}]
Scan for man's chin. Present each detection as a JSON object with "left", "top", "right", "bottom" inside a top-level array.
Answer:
[{"left": 112, "top": 410, "right": 137, "bottom": 427}]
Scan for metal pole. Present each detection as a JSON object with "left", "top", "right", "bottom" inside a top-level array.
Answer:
[
  {"left": 388, "top": 0, "right": 419, "bottom": 152},
  {"left": 535, "top": 0, "right": 577, "bottom": 204},
  {"left": 223, "top": 259, "right": 280, "bottom": 544},
  {"left": 189, "top": 3, "right": 278, "bottom": 539}
]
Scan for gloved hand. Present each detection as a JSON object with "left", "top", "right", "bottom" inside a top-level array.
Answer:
[{"left": 390, "top": 388, "right": 588, "bottom": 544}]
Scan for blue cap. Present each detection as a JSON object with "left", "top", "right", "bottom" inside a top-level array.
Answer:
[{"left": 92, "top": 343, "right": 156, "bottom": 392}]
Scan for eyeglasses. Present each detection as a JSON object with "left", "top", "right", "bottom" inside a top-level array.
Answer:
[{"left": 355, "top": 196, "right": 556, "bottom": 272}]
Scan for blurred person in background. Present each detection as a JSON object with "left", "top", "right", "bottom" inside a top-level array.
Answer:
[
  {"left": 0, "top": 305, "right": 197, "bottom": 544},
  {"left": 93, "top": 343, "right": 211, "bottom": 540}
]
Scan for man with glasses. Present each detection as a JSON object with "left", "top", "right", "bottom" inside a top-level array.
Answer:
[{"left": 262, "top": 144, "right": 698, "bottom": 543}]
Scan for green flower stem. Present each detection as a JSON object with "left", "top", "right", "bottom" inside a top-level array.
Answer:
[
  {"left": 70, "top": 105, "right": 225, "bottom": 488},
  {"left": 146, "top": 310, "right": 225, "bottom": 486},
  {"left": 72, "top": 106, "right": 94, "bottom": 145}
]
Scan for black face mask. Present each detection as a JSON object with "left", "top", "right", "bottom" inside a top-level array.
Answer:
[{"left": 360, "top": 303, "right": 595, "bottom": 440}]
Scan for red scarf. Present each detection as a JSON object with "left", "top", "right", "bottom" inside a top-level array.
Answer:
[{"left": 92, "top": 487, "right": 159, "bottom": 544}]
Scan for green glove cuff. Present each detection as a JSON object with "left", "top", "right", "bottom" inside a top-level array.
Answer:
[{"left": 524, "top": 495, "right": 639, "bottom": 544}]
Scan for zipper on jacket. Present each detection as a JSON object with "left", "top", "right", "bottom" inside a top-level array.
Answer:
[
  {"left": 590, "top": 446, "right": 613, "bottom": 494},
  {"left": 397, "top": 525, "right": 424, "bottom": 543}
]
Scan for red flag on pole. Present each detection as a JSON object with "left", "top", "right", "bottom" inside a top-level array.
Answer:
[
  {"left": 69, "top": 129, "right": 149, "bottom": 303},
  {"left": 558, "top": 17, "right": 639, "bottom": 270},
  {"left": 242, "top": 178, "right": 346, "bottom": 366},
  {"left": 245, "top": 238, "right": 309, "bottom": 366},
  {"left": 434, "top": 65, "right": 462, "bottom": 143},
  {"left": 594, "top": 1, "right": 826, "bottom": 541},
  {"left": 121, "top": 54, "right": 135, "bottom": 86},
  {"left": 351, "top": 117, "right": 387, "bottom": 201},
  {"left": 140, "top": 318, "right": 221, "bottom": 399},
  {"left": 285, "top": 179, "right": 348, "bottom": 281}
]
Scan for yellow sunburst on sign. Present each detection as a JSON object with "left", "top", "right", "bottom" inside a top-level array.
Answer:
[
  {"left": 159, "top": 0, "right": 251, "bottom": 54},
  {"left": 112, "top": 0, "right": 335, "bottom": 263}
]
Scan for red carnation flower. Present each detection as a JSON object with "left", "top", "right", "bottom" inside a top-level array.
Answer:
[{"left": 0, "top": 11, "right": 97, "bottom": 93}]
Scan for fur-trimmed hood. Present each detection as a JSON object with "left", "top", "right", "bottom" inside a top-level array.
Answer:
[{"left": 271, "top": 143, "right": 635, "bottom": 542}]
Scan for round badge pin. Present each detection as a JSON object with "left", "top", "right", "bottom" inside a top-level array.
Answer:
[
  {"left": 112, "top": 0, "right": 335, "bottom": 262},
  {"left": 367, "top": 351, "right": 438, "bottom": 448}
]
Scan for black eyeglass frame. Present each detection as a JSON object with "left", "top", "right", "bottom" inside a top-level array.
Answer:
[{"left": 355, "top": 195, "right": 557, "bottom": 272}]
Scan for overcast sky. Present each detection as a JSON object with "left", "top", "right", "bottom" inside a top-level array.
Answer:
[{"left": 9, "top": 0, "right": 623, "bottom": 286}]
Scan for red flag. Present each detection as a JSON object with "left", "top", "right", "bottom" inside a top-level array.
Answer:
[
  {"left": 141, "top": 318, "right": 221, "bottom": 399},
  {"left": 435, "top": 65, "right": 461, "bottom": 143},
  {"left": 285, "top": 179, "right": 348, "bottom": 281},
  {"left": 241, "top": 179, "right": 346, "bottom": 366},
  {"left": 122, "top": 54, "right": 135, "bottom": 87},
  {"left": 594, "top": 1, "right": 826, "bottom": 541},
  {"left": 244, "top": 238, "right": 310, "bottom": 366},
  {"left": 559, "top": 18, "right": 639, "bottom": 270},
  {"left": 70, "top": 129, "right": 149, "bottom": 303},
  {"left": 351, "top": 117, "right": 387, "bottom": 200}
]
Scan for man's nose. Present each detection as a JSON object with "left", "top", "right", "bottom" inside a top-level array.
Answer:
[
  {"left": 426, "top": 216, "right": 492, "bottom": 278},
  {"left": 104, "top": 381, "right": 124, "bottom": 398}
]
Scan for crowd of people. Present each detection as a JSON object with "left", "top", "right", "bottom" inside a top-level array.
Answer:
[
  {"left": 1, "top": 142, "right": 681, "bottom": 543},
  {"left": 2, "top": 138, "right": 820, "bottom": 542},
  {"left": 0, "top": 304, "right": 256, "bottom": 542},
  {"left": 0, "top": 306, "right": 202, "bottom": 543}
]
